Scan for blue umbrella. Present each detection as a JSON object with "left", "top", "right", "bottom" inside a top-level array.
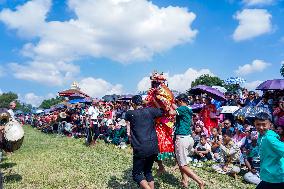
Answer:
[
  {"left": 233, "top": 106, "right": 271, "bottom": 119},
  {"left": 225, "top": 77, "right": 246, "bottom": 85}
]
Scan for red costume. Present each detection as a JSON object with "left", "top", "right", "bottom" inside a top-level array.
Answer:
[
  {"left": 200, "top": 104, "right": 218, "bottom": 134},
  {"left": 145, "top": 72, "right": 175, "bottom": 160}
]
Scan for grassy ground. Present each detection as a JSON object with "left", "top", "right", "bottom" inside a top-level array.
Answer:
[{"left": 2, "top": 126, "right": 255, "bottom": 189}]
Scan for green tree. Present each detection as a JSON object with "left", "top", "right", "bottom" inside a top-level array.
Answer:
[
  {"left": 281, "top": 64, "right": 284, "bottom": 77},
  {"left": 39, "top": 96, "right": 64, "bottom": 109},
  {"left": 191, "top": 74, "right": 224, "bottom": 88},
  {"left": 0, "top": 92, "right": 18, "bottom": 108}
]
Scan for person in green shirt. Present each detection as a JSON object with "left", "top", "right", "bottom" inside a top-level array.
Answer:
[
  {"left": 170, "top": 94, "right": 205, "bottom": 189},
  {"left": 254, "top": 112, "right": 284, "bottom": 189}
]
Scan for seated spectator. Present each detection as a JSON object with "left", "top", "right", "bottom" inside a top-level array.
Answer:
[
  {"left": 192, "top": 124, "right": 203, "bottom": 148},
  {"left": 276, "top": 125, "right": 284, "bottom": 142},
  {"left": 212, "top": 130, "right": 241, "bottom": 178},
  {"left": 193, "top": 135, "right": 212, "bottom": 165},
  {"left": 243, "top": 131, "right": 261, "bottom": 185},
  {"left": 273, "top": 97, "right": 284, "bottom": 127},
  {"left": 221, "top": 119, "right": 234, "bottom": 135},
  {"left": 232, "top": 124, "right": 246, "bottom": 147},
  {"left": 210, "top": 127, "right": 222, "bottom": 162}
]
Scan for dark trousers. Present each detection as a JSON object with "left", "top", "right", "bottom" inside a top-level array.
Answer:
[
  {"left": 256, "top": 181, "right": 284, "bottom": 189},
  {"left": 132, "top": 154, "right": 157, "bottom": 185},
  {"left": 86, "top": 123, "right": 100, "bottom": 144}
]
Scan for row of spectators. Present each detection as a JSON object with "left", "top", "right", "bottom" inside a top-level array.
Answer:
[{"left": 19, "top": 89, "right": 284, "bottom": 185}]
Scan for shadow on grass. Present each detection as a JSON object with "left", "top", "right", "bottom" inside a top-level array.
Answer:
[
  {"left": 0, "top": 162, "right": 16, "bottom": 169},
  {"left": 107, "top": 168, "right": 138, "bottom": 189},
  {"left": 4, "top": 174, "right": 22, "bottom": 183}
]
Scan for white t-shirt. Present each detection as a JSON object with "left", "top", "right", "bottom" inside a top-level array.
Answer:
[
  {"left": 196, "top": 142, "right": 211, "bottom": 152},
  {"left": 88, "top": 106, "right": 99, "bottom": 120},
  {"left": 8, "top": 109, "right": 15, "bottom": 121}
]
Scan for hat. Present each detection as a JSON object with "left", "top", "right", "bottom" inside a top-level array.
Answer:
[
  {"left": 176, "top": 93, "right": 189, "bottom": 103},
  {"left": 131, "top": 95, "right": 143, "bottom": 106},
  {"left": 248, "top": 91, "right": 255, "bottom": 95}
]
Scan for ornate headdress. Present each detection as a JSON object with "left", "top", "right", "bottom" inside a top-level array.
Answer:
[{"left": 150, "top": 71, "right": 167, "bottom": 82}]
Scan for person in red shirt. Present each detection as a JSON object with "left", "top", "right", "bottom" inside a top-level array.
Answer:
[{"left": 200, "top": 97, "right": 218, "bottom": 134}]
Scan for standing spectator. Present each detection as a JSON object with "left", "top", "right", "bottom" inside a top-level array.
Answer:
[
  {"left": 200, "top": 97, "right": 218, "bottom": 135},
  {"left": 244, "top": 91, "right": 260, "bottom": 107},
  {"left": 273, "top": 97, "right": 284, "bottom": 127},
  {"left": 87, "top": 100, "right": 101, "bottom": 146}
]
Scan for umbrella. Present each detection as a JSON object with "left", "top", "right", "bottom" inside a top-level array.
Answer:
[
  {"left": 225, "top": 77, "right": 246, "bottom": 85},
  {"left": 212, "top": 86, "right": 227, "bottom": 93},
  {"left": 69, "top": 98, "right": 92, "bottom": 104},
  {"left": 190, "top": 103, "right": 204, "bottom": 113},
  {"left": 118, "top": 94, "right": 133, "bottom": 101},
  {"left": 256, "top": 79, "right": 284, "bottom": 90},
  {"left": 221, "top": 106, "right": 239, "bottom": 114},
  {"left": 233, "top": 106, "right": 271, "bottom": 119},
  {"left": 189, "top": 85, "right": 226, "bottom": 101}
]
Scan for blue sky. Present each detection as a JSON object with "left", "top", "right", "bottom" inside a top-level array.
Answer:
[{"left": 0, "top": 0, "right": 283, "bottom": 106}]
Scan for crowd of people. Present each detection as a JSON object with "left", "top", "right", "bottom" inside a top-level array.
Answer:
[{"left": 17, "top": 78, "right": 284, "bottom": 189}]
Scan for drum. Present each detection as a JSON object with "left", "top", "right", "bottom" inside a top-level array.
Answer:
[{"left": 3, "top": 120, "right": 24, "bottom": 152}]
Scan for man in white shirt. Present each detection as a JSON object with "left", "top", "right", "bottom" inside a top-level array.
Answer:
[{"left": 87, "top": 100, "right": 100, "bottom": 146}]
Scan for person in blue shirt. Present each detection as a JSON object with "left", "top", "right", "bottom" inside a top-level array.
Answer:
[{"left": 254, "top": 112, "right": 284, "bottom": 189}]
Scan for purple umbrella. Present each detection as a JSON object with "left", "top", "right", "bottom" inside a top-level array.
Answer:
[
  {"left": 189, "top": 85, "right": 226, "bottom": 101},
  {"left": 256, "top": 79, "right": 284, "bottom": 90}
]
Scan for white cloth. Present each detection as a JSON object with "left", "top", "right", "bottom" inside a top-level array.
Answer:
[
  {"left": 244, "top": 172, "right": 261, "bottom": 185},
  {"left": 88, "top": 106, "right": 99, "bottom": 120},
  {"left": 195, "top": 142, "right": 211, "bottom": 152},
  {"left": 7, "top": 109, "right": 15, "bottom": 121}
]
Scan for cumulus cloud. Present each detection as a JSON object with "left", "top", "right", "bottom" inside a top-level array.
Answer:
[
  {"left": 242, "top": 0, "right": 275, "bottom": 6},
  {"left": 137, "top": 68, "right": 214, "bottom": 92},
  {"left": 233, "top": 9, "right": 272, "bottom": 41},
  {"left": 235, "top": 59, "right": 270, "bottom": 75},
  {"left": 9, "top": 61, "right": 80, "bottom": 86},
  {"left": 79, "top": 77, "right": 123, "bottom": 98},
  {"left": 0, "top": 0, "right": 198, "bottom": 63},
  {"left": 0, "top": 88, "right": 2, "bottom": 95},
  {"left": 244, "top": 80, "right": 263, "bottom": 90},
  {"left": 0, "top": 0, "right": 51, "bottom": 38},
  {"left": 20, "top": 92, "right": 55, "bottom": 107}
]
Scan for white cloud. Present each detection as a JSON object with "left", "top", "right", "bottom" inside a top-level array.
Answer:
[
  {"left": 235, "top": 59, "right": 271, "bottom": 75},
  {"left": 244, "top": 80, "right": 263, "bottom": 90},
  {"left": 0, "top": 0, "right": 51, "bottom": 38},
  {"left": 233, "top": 9, "right": 272, "bottom": 41},
  {"left": 0, "top": 0, "right": 198, "bottom": 63},
  {"left": 9, "top": 61, "right": 80, "bottom": 86},
  {"left": 20, "top": 92, "right": 56, "bottom": 107},
  {"left": 0, "top": 88, "right": 2, "bottom": 95},
  {"left": 137, "top": 68, "right": 214, "bottom": 92},
  {"left": 242, "top": 0, "right": 275, "bottom": 6},
  {"left": 79, "top": 77, "right": 123, "bottom": 98}
]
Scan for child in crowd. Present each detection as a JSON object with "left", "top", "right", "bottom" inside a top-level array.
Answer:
[
  {"left": 210, "top": 127, "right": 222, "bottom": 162},
  {"left": 193, "top": 135, "right": 212, "bottom": 167},
  {"left": 212, "top": 130, "right": 241, "bottom": 179},
  {"left": 243, "top": 131, "right": 261, "bottom": 185}
]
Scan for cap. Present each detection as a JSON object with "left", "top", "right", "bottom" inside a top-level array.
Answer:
[{"left": 131, "top": 95, "right": 143, "bottom": 106}]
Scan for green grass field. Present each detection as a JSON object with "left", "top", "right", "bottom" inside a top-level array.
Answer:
[{"left": 2, "top": 126, "right": 255, "bottom": 189}]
